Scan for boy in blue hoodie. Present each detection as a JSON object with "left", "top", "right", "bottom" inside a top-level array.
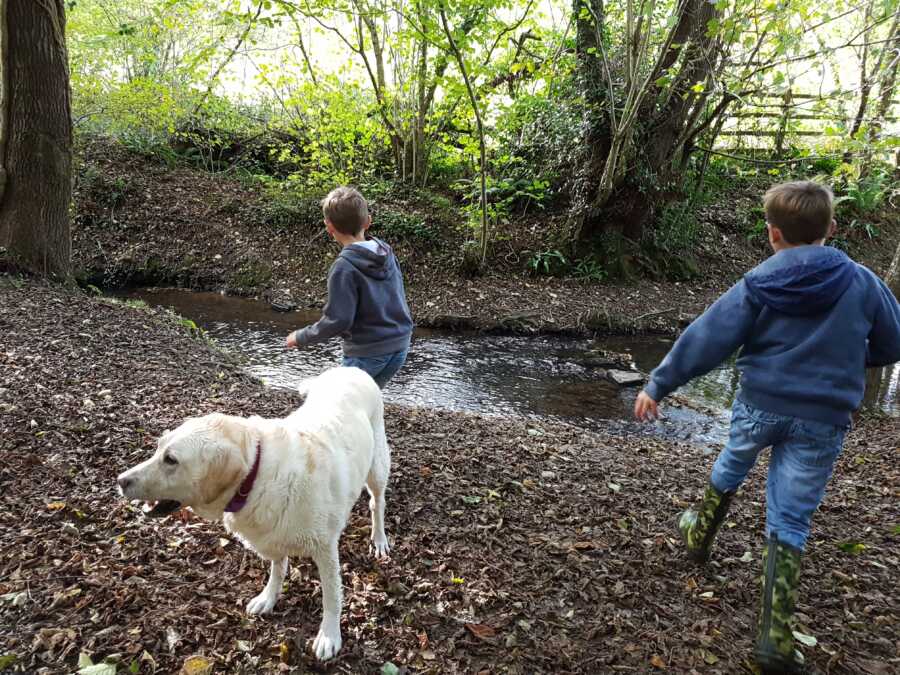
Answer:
[
  {"left": 285, "top": 186, "right": 413, "bottom": 388},
  {"left": 634, "top": 181, "right": 900, "bottom": 674}
]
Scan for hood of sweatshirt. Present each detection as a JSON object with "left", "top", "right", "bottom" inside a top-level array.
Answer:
[
  {"left": 338, "top": 238, "right": 394, "bottom": 280},
  {"left": 743, "top": 245, "right": 856, "bottom": 315}
]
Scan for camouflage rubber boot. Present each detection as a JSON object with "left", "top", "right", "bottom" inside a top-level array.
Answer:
[
  {"left": 676, "top": 483, "right": 734, "bottom": 563},
  {"left": 754, "top": 537, "right": 805, "bottom": 674}
]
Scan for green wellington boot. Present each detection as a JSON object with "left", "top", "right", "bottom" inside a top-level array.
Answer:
[
  {"left": 676, "top": 483, "right": 734, "bottom": 563},
  {"left": 755, "top": 537, "right": 805, "bottom": 674}
]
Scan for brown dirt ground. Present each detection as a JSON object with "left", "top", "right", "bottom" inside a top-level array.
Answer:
[
  {"left": 71, "top": 141, "right": 900, "bottom": 337},
  {"left": 1, "top": 278, "right": 897, "bottom": 674}
]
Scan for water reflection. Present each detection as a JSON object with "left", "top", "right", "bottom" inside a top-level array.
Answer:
[{"left": 118, "top": 289, "right": 897, "bottom": 446}]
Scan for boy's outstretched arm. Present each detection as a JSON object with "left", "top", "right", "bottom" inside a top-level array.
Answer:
[
  {"left": 866, "top": 280, "right": 900, "bottom": 367},
  {"left": 286, "top": 266, "right": 358, "bottom": 348},
  {"left": 639, "top": 280, "right": 761, "bottom": 415}
]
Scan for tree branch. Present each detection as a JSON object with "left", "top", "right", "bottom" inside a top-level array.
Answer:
[{"left": 191, "top": 1, "right": 264, "bottom": 118}]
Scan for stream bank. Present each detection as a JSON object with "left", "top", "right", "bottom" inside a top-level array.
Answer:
[{"left": 72, "top": 141, "right": 900, "bottom": 338}]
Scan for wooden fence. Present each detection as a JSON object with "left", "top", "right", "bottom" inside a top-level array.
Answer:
[{"left": 717, "top": 90, "right": 900, "bottom": 153}]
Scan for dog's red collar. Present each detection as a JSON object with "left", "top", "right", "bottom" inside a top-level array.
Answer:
[{"left": 224, "top": 441, "right": 261, "bottom": 513}]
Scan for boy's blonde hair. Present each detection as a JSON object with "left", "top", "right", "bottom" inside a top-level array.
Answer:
[
  {"left": 322, "top": 186, "right": 369, "bottom": 236},
  {"left": 763, "top": 181, "right": 834, "bottom": 244}
]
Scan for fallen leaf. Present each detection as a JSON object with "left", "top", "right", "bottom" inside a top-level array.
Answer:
[
  {"left": 78, "top": 665, "right": 117, "bottom": 675},
  {"left": 792, "top": 631, "right": 817, "bottom": 647},
  {"left": 47, "top": 501, "right": 67, "bottom": 511},
  {"left": 166, "top": 627, "right": 181, "bottom": 651},
  {"left": 650, "top": 654, "right": 666, "bottom": 668},
  {"left": 700, "top": 649, "right": 719, "bottom": 664},
  {"left": 465, "top": 623, "right": 497, "bottom": 640},
  {"left": 179, "top": 655, "right": 213, "bottom": 675},
  {"left": 837, "top": 541, "right": 866, "bottom": 555},
  {"left": 381, "top": 663, "right": 400, "bottom": 675}
]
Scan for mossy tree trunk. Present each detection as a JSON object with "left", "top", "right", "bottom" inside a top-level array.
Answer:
[{"left": 0, "top": 0, "right": 73, "bottom": 279}]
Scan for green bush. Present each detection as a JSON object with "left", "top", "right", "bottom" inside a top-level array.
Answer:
[
  {"left": 526, "top": 249, "right": 567, "bottom": 276},
  {"left": 373, "top": 210, "right": 438, "bottom": 244}
]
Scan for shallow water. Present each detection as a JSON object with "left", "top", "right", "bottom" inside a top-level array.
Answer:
[{"left": 119, "top": 288, "right": 899, "bottom": 447}]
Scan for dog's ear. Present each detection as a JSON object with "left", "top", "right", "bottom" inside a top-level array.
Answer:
[
  {"left": 201, "top": 442, "right": 247, "bottom": 506},
  {"left": 200, "top": 417, "right": 250, "bottom": 506},
  {"left": 156, "top": 428, "right": 175, "bottom": 448}
]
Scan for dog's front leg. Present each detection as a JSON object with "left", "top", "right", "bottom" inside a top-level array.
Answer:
[
  {"left": 247, "top": 557, "right": 288, "bottom": 615},
  {"left": 311, "top": 542, "right": 342, "bottom": 660}
]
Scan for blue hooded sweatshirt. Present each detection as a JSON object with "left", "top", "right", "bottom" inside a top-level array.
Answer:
[
  {"left": 645, "top": 246, "right": 900, "bottom": 425},
  {"left": 293, "top": 237, "right": 413, "bottom": 357}
]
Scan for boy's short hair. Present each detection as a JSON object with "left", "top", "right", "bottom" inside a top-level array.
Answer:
[
  {"left": 322, "top": 186, "right": 369, "bottom": 236},
  {"left": 763, "top": 181, "right": 834, "bottom": 244}
]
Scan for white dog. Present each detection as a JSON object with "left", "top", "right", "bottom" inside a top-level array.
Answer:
[{"left": 116, "top": 367, "right": 391, "bottom": 661}]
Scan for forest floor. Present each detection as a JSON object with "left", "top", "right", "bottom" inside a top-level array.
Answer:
[
  {"left": 1, "top": 277, "right": 897, "bottom": 674},
  {"left": 70, "top": 139, "right": 900, "bottom": 336}
]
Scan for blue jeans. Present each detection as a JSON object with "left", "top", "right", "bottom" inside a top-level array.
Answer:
[
  {"left": 710, "top": 399, "right": 847, "bottom": 551},
  {"left": 342, "top": 347, "right": 408, "bottom": 389}
]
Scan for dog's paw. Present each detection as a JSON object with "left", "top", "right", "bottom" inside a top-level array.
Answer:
[
  {"left": 370, "top": 537, "right": 390, "bottom": 559},
  {"left": 312, "top": 627, "right": 342, "bottom": 661},
  {"left": 246, "top": 591, "right": 278, "bottom": 615}
]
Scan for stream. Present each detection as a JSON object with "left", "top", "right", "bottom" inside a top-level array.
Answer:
[{"left": 120, "top": 288, "right": 900, "bottom": 448}]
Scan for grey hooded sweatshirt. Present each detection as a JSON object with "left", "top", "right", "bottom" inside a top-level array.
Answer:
[{"left": 292, "top": 238, "right": 413, "bottom": 357}]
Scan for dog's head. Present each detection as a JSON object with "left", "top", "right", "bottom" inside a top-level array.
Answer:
[{"left": 116, "top": 413, "right": 251, "bottom": 519}]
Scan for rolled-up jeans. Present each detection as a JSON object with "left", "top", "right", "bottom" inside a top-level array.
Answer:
[
  {"left": 710, "top": 399, "right": 847, "bottom": 551},
  {"left": 341, "top": 347, "right": 409, "bottom": 389}
]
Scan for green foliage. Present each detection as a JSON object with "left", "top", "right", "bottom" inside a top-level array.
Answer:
[
  {"left": 373, "top": 210, "right": 438, "bottom": 245},
  {"left": 253, "top": 180, "right": 323, "bottom": 231},
  {"left": 65, "top": 0, "right": 900, "bottom": 275},
  {"left": 526, "top": 249, "right": 567, "bottom": 276},
  {"left": 493, "top": 92, "right": 580, "bottom": 203},
  {"left": 831, "top": 166, "right": 889, "bottom": 216},
  {"left": 745, "top": 205, "right": 768, "bottom": 242},
  {"left": 78, "top": 163, "right": 133, "bottom": 210},
  {"left": 652, "top": 201, "right": 703, "bottom": 253},
  {"left": 571, "top": 256, "right": 607, "bottom": 282}
]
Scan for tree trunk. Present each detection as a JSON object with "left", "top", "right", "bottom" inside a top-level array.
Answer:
[
  {"left": 440, "top": 4, "right": 488, "bottom": 268},
  {"left": 567, "top": 0, "right": 610, "bottom": 245},
  {"left": 568, "top": 0, "right": 728, "bottom": 248},
  {"left": 0, "top": 0, "right": 73, "bottom": 279},
  {"left": 868, "top": 10, "right": 900, "bottom": 145}
]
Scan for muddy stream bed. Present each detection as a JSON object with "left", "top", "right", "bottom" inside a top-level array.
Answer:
[{"left": 120, "top": 288, "right": 900, "bottom": 448}]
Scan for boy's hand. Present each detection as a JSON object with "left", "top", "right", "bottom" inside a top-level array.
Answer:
[
  {"left": 634, "top": 391, "right": 660, "bottom": 422},
  {"left": 285, "top": 332, "right": 298, "bottom": 349}
]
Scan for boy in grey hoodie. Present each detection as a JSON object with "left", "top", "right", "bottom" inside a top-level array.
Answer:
[
  {"left": 635, "top": 181, "right": 900, "bottom": 673},
  {"left": 285, "top": 186, "right": 413, "bottom": 388}
]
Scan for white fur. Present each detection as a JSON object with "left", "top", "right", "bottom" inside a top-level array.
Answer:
[{"left": 116, "top": 367, "right": 391, "bottom": 661}]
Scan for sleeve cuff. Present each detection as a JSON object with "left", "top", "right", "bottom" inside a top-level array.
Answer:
[{"left": 644, "top": 379, "right": 667, "bottom": 402}]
